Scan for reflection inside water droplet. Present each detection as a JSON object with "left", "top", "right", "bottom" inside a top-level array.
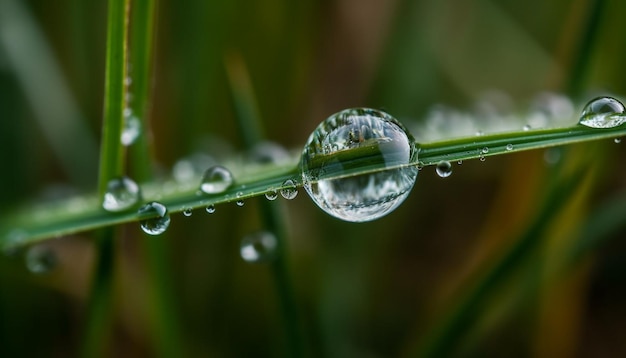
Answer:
[
  {"left": 265, "top": 189, "right": 278, "bottom": 201},
  {"left": 138, "top": 202, "right": 170, "bottom": 235},
  {"left": 183, "top": 208, "right": 192, "bottom": 217},
  {"left": 579, "top": 96, "right": 626, "bottom": 128},
  {"left": 200, "top": 166, "right": 233, "bottom": 194},
  {"left": 206, "top": 205, "right": 216, "bottom": 214},
  {"left": 102, "top": 176, "right": 141, "bottom": 212},
  {"left": 240, "top": 231, "right": 278, "bottom": 263},
  {"left": 436, "top": 161, "right": 452, "bottom": 178},
  {"left": 300, "top": 108, "right": 418, "bottom": 222},
  {"left": 280, "top": 179, "right": 298, "bottom": 200}
]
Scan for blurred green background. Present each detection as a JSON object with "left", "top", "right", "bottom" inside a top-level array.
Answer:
[{"left": 2, "top": 0, "right": 626, "bottom": 357}]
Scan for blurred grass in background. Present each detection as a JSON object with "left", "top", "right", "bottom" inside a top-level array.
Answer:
[{"left": 2, "top": 0, "right": 626, "bottom": 357}]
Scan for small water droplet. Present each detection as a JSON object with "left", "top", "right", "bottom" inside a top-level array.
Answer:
[
  {"left": 479, "top": 156, "right": 486, "bottom": 162},
  {"left": 579, "top": 96, "right": 626, "bottom": 128},
  {"left": 265, "top": 189, "right": 278, "bottom": 201},
  {"left": 236, "top": 191, "right": 243, "bottom": 198},
  {"left": 183, "top": 208, "right": 192, "bottom": 217},
  {"left": 457, "top": 160, "right": 463, "bottom": 165},
  {"left": 102, "top": 177, "right": 141, "bottom": 212},
  {"left": 280, "top": 179, "right": 298, "bottom": 200},
  {"left": 482, "top": 147, "right": 489, "bottom": 154},
  {"left": 25, "top": 245, "right": 56, "bottom": 274},
  {"left": 300, "top": 108, "right": 417, "bottom": 222},
  {"left": 240, "top": 231, "right": 278, "bottom": 263},
  {"left": 200, "top": 166, "right": 233, "bottom": 194},
  {"left": 523, "top": 124, "right": 531, "bottom": 131},
  {"left": 236, "top": 200, "right": 245, "bottom": 207},
  {"left": 615, "top": 138, "right": 622, "bottom": 144},
  {"left": 436, "top": 161, "right": 452, "bottom": 178},
  {"left": 475, "top": 130, "right": 484, "bottom": 136},
  {"left": 206, "top": 205, "right": 216, "bottom": 214},
  {"left": 506, "top": 144, "right": 513, "bottom": 151},
  {"left": 121, "top": 114, "right": 141, "bottom": 146},
  {"left": 138, "top": 202, "right": 170, "bottom": 235}
]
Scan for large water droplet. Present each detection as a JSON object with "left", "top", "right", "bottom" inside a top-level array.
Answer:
[
  {"left": 240, "top": 231, "right": 278, "bottom": 263},
  {"left": 200, "top": 166, "right": 233, "bottom": 194},
  {"left": 121, "top": 113, "right": 141, "bottom": 146},
  {"left": 300, "top": 108, "right": 418, "bottom": 222},
  {"left": 579, "top": 96, "right": 626, "bottom": 128},
  {"left": 436, "top": 161, "right": 452, "bottom": 178},
  {"left": 25, "top": 245, "right": 57, "bottom": 274},
  {"left": 138, "top": 202, "right": 170, "bottom": 235},
  {"left": 102, "top": 177, "right": 141, "bottom": 212},
  {"left": 280, "top": 179, "right": 298, "bottom": 200}
]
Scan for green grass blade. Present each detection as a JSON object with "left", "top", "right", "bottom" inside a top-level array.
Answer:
[
  {"left": 128, "top": 0, "right": 157, "bottom": 183},
  {"left": 97, "top": 0, "right": 129, "bottom": 194},
  {"left": 128, "top": 0, "right": 184, "bottom": 356},
  {"left": 3, "top": 119, "right": 626, "bottom": 249},
  {"left": 413, "top": 164, "right": 588, "bottom": 357},
  {"left": 226, "top": 52, "right": 304, "bottom": 357},
  {"left": 83, "top": 0, "right": 129, "bottom": 356}
]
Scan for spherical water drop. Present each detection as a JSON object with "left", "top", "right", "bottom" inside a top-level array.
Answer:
[
  {"left": 457, "top": 160, "right": 463, "bottom": 165},
  {"left": 436, "top": 161, "right": 452, "bottom": 178},
  {"left": 200, "top": 166, "right": 233, "bottom": 194},
  {"left": 265, "top": 189, "right": 278, "bottom": 201},
  {"left": 280, "top": 179, "right": 298, "bottom": 200},
  {"left": 506, "top": 144, "right": 513, "bottom": 151},
  {"left": 523, "top": 124, "right": 531, "bottom": 131},
  {"left": 479, "top": 156, "right": 486, "bottom": 162},
  {"left": 121, "top": 114, "right": 141, "bottom": 146},
  {"left": 138, "top": 202, "right": 170, "bottom": 235},
  {"left": 300, "top": 108, "right": 418, "bottom": 222},
  {"left": 579, "top": 96, "right": 626, "bottom": 128},
  {"left": 615, "top": 138, "right": 622, "bottom": 144},
  {"left": 183, "top": 208, "right": 192, "bottom": 217},
  {"left": 25, "top": 245, "right": 56, "bottom": 274},
  {"left": 482, "top": 147, "right": 489, "bottom": 154},
  {"left": 206, "top": 205, "right": 216, "bottom": 214},
  {"left": 102, "top": 176, "right": 141, "bottom": 212},
  {"left": 236, "top": 200, "right": 245, "bottom": 207},
  {"left": 240, "top": 231, "right": 278, "bottom": 263},
  {"left": 475, "top": 130, "right": 484, "bottom": 136}
]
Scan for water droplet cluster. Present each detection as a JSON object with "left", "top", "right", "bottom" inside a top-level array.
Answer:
[{"left": 300, "top": 108, "right": 418, "bottom": 222}]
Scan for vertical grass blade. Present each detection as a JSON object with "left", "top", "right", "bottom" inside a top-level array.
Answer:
[
  {"left": 129, "top": 0, "right": 184, "bottom": 356},
  {"left": 226, "top": 52, "right": 304, "bottom": 357},
  {"left": 413, "top": 165, "right": 587, "bottom": 358},
  {"left": 83, "top": 0, "right": 129, "bottom": 356}
]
